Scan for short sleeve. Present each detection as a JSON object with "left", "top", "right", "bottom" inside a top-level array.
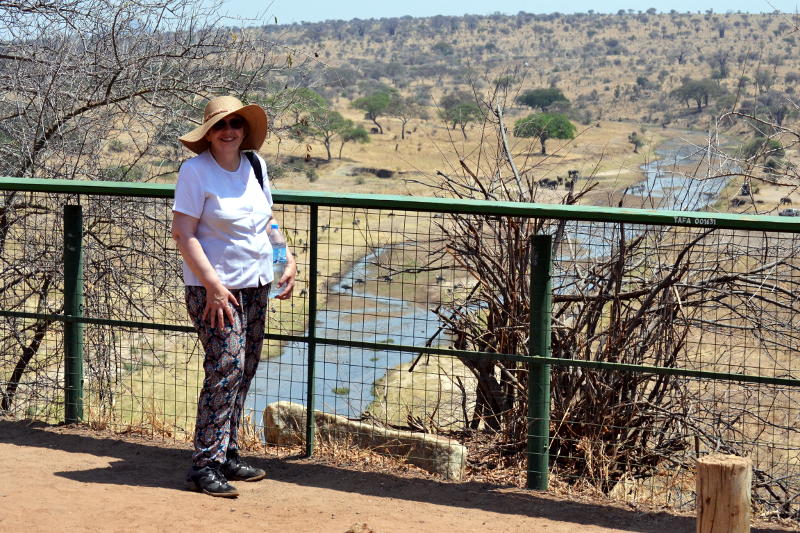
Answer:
[{"left": 172, "top": 162, "right": 204, "bottom": 218}]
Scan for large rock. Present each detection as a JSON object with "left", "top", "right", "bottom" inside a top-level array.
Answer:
[
  {"left": 263, "top": 401, "right": 466, "bottom": 481},
  {"left": 365, "top": 357, "right": 477, "bottom": 430}
]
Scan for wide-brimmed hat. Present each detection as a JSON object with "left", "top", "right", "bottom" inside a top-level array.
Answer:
[{"left": 178, "top": 95, "right": 268, "bottom": 154}]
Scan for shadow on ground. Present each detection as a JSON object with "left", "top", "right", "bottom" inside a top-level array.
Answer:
[{"left": 0, "top": 419, "right": 789, "bottom": 533}]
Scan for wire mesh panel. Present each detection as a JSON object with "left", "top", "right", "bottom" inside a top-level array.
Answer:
[
  {"left": 1, "top": 182, "right": 799, "bottom": 521},
  {"left": 0, "top": 190, "right": 70, "bottom": 420},
  {"left": 247, "top": 205, "right": 473, "bottom": 475},
  {"left": 546, "top": 374, "right": 800, "bottom": 516},
  {"left": 542, "top": 221, "right": 800, "bottom": 518}
]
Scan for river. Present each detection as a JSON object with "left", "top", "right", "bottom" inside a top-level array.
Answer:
[
  {"left": 629, "top": 132, "right": 732, "bottom": 211},
  {"left": 245, "top": 248, "right": 444, "bottom": 420}
]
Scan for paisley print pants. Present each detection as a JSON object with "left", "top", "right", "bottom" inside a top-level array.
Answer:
[{"left": 185, "top": 285, "right": 269, "bottom": 467}]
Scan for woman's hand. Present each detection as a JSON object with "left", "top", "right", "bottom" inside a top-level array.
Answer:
[
  {"left": 273, "top": 255, "right": 297, "bottom": 300},
  {"left": 203, "top": 284, "right": 239, "bottom": 328}
]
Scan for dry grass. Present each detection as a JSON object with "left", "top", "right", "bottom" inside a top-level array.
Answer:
[{"left": 262, "top": 114, "right": 670, "bottom": 205}]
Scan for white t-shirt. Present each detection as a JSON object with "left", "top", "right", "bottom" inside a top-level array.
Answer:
[{"left": 172, "top": 150, "right": 275, "bottom": 289}]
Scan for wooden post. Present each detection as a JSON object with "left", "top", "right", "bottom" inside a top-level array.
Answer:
[{"left": 696, "top": 454, "right": 752, "bottom": 533}]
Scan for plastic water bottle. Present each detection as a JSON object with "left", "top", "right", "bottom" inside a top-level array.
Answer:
[{"left": 268, "top": 223, "right": 287, "bottom": 298}]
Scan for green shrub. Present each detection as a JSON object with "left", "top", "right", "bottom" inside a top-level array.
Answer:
[
  {"left": 101, "top": 165, "right": 145, "bottom": 182},
  {"left": 108, "top": 140, "right": 126, "bottom": 153}
]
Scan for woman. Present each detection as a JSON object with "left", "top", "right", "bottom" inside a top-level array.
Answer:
[{"left": 171, "top": 95, "right": 296, "bottom": 498}]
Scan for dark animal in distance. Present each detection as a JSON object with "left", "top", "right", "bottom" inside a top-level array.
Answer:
[{"left": 538, "top": 178, "right": 558, "bottom": 189}]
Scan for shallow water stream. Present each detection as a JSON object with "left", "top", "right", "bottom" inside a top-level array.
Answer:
[
  {"left": 245, "top": 249, "right": 443, "bottom": 420},
  {"left": 630, "top": 133, "right": 732, "bottom": 211}
]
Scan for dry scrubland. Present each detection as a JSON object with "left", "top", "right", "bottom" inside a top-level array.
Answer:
[
  {"left": 264, "top": 111, "right": 672, "bottom": 203},
  {"left": 216, "top": 10, "right": 800, "bottom": 211}
]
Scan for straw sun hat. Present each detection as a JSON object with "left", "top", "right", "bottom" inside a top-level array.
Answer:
[{"left": 178, "top": 95, "right": 268, "bottom": 154}]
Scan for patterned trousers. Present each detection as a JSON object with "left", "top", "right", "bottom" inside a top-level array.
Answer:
[{"left": 185, "top": 284, "right": 269, "bottom": 467}]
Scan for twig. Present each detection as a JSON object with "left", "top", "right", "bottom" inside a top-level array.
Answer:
[{"left": 496, "top": 104, "right": 525, "bottom": 201}]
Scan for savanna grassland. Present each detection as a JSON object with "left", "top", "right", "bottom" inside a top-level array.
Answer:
[{"left": 215, "top": 10, "right": 800, "bottom": 211}]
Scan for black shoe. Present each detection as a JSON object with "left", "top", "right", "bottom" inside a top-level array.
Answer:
[
  {"left": 186, "top": 462, "right": 239, "bottom": 498},
  {"left": 222, "top": 449, "right": 266, "bottom": 482}
]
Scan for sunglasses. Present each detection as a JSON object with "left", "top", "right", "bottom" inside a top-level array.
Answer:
[{"left": 211, "top": 117, "right": 245, "bottom": 131}]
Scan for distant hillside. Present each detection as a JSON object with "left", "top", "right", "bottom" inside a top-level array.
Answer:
[{"left": 257, "top": 11, "right": 798, "bottom": 128}]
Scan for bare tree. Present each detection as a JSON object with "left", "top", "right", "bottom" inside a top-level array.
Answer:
[
  {"left": 0, "top": 0, "right": 305, "bottom": 412},
  {"left": 418, "top": 85, "right": 800, "bottom": 517}
]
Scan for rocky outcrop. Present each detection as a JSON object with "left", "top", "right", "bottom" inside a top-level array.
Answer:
[{"left": 263, "top": 401, "right": 466, "bottom": 481}]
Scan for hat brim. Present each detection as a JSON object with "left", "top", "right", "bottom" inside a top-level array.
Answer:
[{"left": 178, "top": 104, "right": 268, "bottom": 154}]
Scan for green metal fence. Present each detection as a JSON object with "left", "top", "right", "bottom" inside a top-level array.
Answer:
[{"left": 1, "top": 177, "right": 799, "bottom": 519}]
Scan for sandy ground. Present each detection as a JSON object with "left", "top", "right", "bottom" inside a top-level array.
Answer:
[{"left": 1, "top": 419, "right": 795, "bottom": 533}]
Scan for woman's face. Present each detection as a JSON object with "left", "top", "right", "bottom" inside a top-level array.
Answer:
[{"left": 204, "top": 114, "right": 247, "bottom": 154}]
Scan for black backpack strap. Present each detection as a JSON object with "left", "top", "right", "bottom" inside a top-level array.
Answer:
[{"left": 244, "top": 151, "right": 264, "bottom": 189}]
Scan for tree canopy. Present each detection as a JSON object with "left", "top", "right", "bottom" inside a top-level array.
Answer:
[
  {"left": 286, "top": 88, "right": 328, "bottom": 124},
  {"left": 337, "top": 120, "right": 370, "bottom": 159},
  {"left": 289, "top": 89, "right": 369, "bottom": 161},
  {"left": 438, "top": 92, "right": 482, "bottom": 139},
  {"left": 756, "top": 90, "right": 795, "bottom": 127},
  {"left": 515, "top": 88, "right": 570, "bottom": 110},
  {"left": 352, "top": 89, "right": 397, "bottom": 134},
  {"left": 298, "top": 109, "right": 348, "bottom": 161},
  {"left": 513, "top": 113, "right": 576, "bottom": 155},
  {"left": 628, "top": 132, "right": 645, "bottom": 153},
  {"left": 386, "top": 94, "right": 421, "bottom": 140},
  {"left": 741, "top": 137, "right": 784, "bottom": 162},
  {"left": 670, "top": 78, "right": 724, "bottom": 111}
]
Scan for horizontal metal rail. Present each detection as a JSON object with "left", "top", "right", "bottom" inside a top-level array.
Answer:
[
  {"left": 2, "top": 309, "right": 796, "bottom": 389},
  {"left": 2, "top": 176, "right": 800, "bottom": 232}
]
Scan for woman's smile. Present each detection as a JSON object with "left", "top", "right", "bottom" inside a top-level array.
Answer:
[{"left": 206, "top": 114, "right": 246, "bottom": 153}]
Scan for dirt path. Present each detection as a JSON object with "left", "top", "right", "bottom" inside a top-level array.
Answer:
[{"left": 0, "top": 419, "right": 791, "bottom": 533}]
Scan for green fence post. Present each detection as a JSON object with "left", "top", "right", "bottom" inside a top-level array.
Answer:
[
  {"left": 64, "top": 204, "right": 84, "bottom": 423},
  {"left": 527, "top": 234, "right": 552, "bottom": 490},
  {"left": 304, "top": 206, "right": 319, "bottom": 457}
]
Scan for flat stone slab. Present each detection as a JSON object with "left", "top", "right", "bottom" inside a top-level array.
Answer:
[{"left": 263, "top": 401, "right": 466, "bottom": 481}]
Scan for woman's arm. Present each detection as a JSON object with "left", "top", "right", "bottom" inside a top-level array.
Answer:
[{"left": 171, "top": 211, "right": 239, "bottom": 328}]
